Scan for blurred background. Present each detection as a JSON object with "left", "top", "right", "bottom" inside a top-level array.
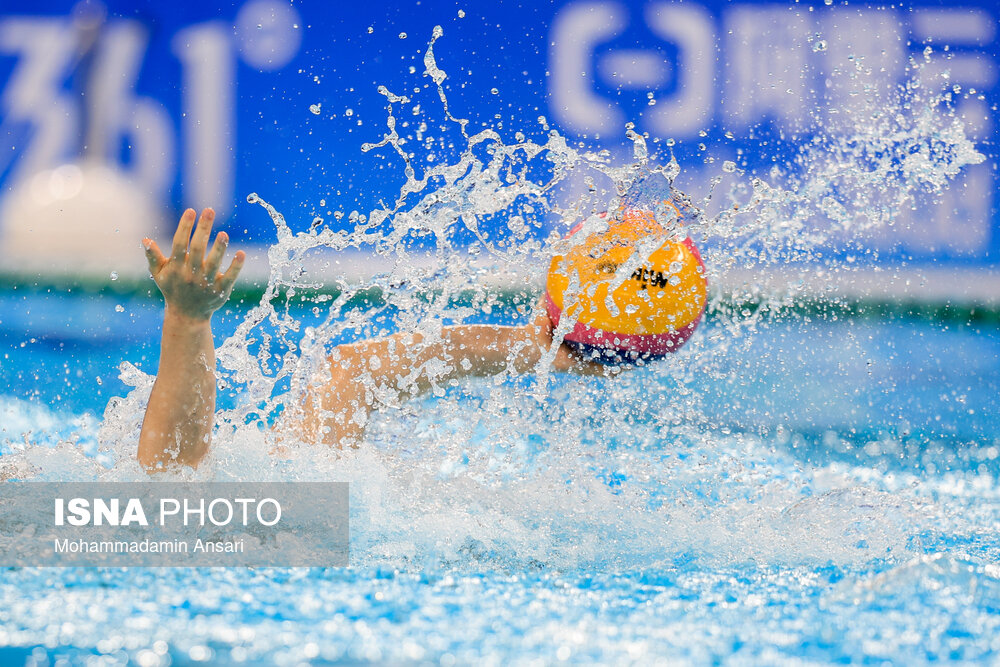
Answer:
[{"left": 0, "top": 0, "right": 996, "bottom": 301}]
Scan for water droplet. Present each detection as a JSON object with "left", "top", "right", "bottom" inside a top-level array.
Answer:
[
  {"left": 345, "top": 108, "right": 354, "bottom": 117},
  {"left": 319, "top": 199, "right": 326, "bottom": 207},
  {"left": 813, "top": 40, "right": 827, "bottom": 52},
  {"left": 723, "top": 160, "right": 737, "bottom": 173},
  {"left": 96, "top": 376, "right": 102, "bottom": 385},
  {"left": 115, "top": 304, "right": 124, "bottom": 312},
  {"left": 824, "top": 0, "right": 833, "bottom": 5},
  {"left": 247, "top": 192, "right": 259, "bottom": 203},
  {"left": 398, "top": 32, "right": 407, "bottom": 39},
  {"left": 110, "top": 271, "right": 118, "bottom": 281},
  {"left": 309, "top": 103, "right": 321, "bottom": 115},
  {"left": 367, "top": 26, "right": 373, "bottom": 34},
  {"left": 457, "top": 9, "right": 465, "bottom": 18},
  {"left": 665, "top": 138, "right": 675, "bottom": 147},
  {"left": 490, "top": 88, "right": 498, "bottom": 95},
  {"left": 668, "top": 275, "right": 681, "bottom": 286}
]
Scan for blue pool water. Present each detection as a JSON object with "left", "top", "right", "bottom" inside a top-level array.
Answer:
[{"left": 1, "top": 288, "right": 999, "bottom": 664}]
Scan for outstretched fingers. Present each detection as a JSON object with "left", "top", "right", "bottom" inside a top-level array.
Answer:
[
  {"left": 171, "top": 209, "right": 197, "bottom": 261},
  {"left": 203, "top": 231, "right": 229, "bottom": 279},
  {"left": 187, "top": 208, "right": 215, "bottom": 270},
  {"left": 143, "top": 239, "right": 168, "bottom": 276},
  {"left": 217, "top": 250, "right": 246, "bottom": 295}
]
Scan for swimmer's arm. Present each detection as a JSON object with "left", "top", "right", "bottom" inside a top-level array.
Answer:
[
  {"left": 295, "top": 310, "right": 605, "bottom": 447},
  {"left": 138, "top": 312, "right": 217, "bottom": 470},
  {"left": 137, "top": 208, "right": 244, "bottom": 471}
]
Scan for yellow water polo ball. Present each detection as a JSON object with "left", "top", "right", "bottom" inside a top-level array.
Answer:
[{"left": 544, "top": 205, "right": 707, "bottom": 364}]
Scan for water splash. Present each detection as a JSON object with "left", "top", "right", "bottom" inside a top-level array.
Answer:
[{"left": 8, "top": 27, "right": 990, "bottom": 572}]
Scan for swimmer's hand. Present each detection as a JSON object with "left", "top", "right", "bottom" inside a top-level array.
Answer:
[
  {"left": 142, "top": 208, "right": 245, "bottom": 321},
  {"left": 138, "top": 208, "right": 244, "bottom": 470},
  {"left": 529, "top": 302, "right": 609, "bottom": 376}
]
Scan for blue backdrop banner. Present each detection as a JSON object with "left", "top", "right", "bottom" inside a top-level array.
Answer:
[{"left": 0, "top": 0, "right": 995, "bottom": 273}]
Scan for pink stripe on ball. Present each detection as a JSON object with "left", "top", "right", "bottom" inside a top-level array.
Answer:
[{"left": 545, "top": 292, "right": 701, "bottom": 357}]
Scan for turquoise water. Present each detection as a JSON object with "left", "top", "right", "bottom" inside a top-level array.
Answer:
[{"left": 2, "top": 289, "right": 998, "bottom": 664}]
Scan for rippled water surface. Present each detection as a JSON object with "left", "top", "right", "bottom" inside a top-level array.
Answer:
[{"left": 2, "top": 291, "right": 999, "bottom": 665}]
